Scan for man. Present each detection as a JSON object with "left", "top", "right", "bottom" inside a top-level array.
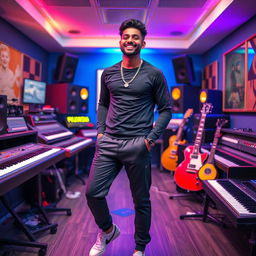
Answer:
[{"left": 86, "top": 19, "right": 172, "bottom": 256}]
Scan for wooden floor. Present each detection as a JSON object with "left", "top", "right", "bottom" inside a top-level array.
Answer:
[{"left": 0, "top": 167, "right": 252, "bottom": 256}]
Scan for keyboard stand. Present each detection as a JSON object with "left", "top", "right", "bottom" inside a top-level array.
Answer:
[
  {"left": 249, "top": 228, "right": 256, "bottom": 256},
  {"left": 74, "top": 153, "right": 85, "bottom": 185},
  {"left": 0, "top": 238, "right": 47, "bottom": 256},
  {"left": 179, "top": 194, "right": 225, "bottom": 227},
  {"left": 0, "top": 174, "right": 59, "bottom": 256}
]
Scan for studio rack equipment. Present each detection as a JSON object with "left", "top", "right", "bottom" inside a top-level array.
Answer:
[{"left": 25, "top": 113, "right": 94, "bottom": 184}]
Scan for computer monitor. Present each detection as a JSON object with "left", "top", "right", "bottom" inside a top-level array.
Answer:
[{"left": 22, "top": 78, "right": 46, "bottom": 104}]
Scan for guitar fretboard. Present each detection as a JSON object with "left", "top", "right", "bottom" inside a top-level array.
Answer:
[{"left": 193, "top": 113, "right": 207, "bottom": 155}]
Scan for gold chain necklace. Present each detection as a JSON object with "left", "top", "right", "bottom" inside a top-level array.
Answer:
[{"left": 120, "top": 60, "right": 143, "bottom": 88}]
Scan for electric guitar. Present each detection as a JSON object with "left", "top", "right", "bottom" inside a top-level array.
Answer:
[
  {"left": 174, "top": 103, "right": 212, "bottom": 191},
  {"left": 161, "top": 109, "right": 193, "bottom": 171},
  {"left": 198, "top": 119, "right": 228, "bottom": 180}
]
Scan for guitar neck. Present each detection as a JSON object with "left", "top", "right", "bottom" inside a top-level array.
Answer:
[
  {"left": 193, "top": 113, "right": 207, "bottom": 155},
  {"left": 207, "top": 127, "right": 221, "bottom": 164},
  {"left": 175, "top": 119, "right": 186, "bottom": 142}
]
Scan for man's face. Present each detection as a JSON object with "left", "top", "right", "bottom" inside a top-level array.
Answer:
[
  {"left": 119, "top": 28, "right": 145, "bottom": 56},
  {"left": 0, "top": 50, "right": 10, "bottom": 69}
]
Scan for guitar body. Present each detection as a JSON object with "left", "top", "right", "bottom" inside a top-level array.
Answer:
[
  {"left": 174, "top": 146, "right": 208, "bottom": 191},
  {"left": 198, "top": 163, "right": 217, "bottom": 180},
  {"left": 161, "top": 135, "right": 187, "bottom": 171}
]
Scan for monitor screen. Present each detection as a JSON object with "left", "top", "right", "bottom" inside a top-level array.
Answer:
[{"left": 22, "top": 79, "right": 46, "bottom": 104}]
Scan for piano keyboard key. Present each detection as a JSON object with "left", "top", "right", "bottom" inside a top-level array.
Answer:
[
  {"left": 42, "top": 129, "right": 68, "bottom": 136},
  {"left": 0, "top": 148, "right": 61, "bottom": 178},
  {"left": 44, "top": 131, "right": 73, "bottom": 141},
  {"left": 207, "top": 180, "right": 256, "bottom": 216},
  {"left": 65, "top": 138, "right": 92, "bottom": 151}
]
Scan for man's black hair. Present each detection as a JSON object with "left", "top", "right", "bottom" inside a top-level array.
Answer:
[{"left": 119, "top": 19, "right": 147, "bottom": 39}]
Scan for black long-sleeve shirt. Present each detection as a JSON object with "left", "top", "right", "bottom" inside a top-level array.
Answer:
[{"left": 97, "top": 60, "right": 172, "bottom": 142}]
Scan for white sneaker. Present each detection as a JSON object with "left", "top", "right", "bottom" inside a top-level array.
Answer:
[
  {"left": 133, "top": 251, "right": 145, "bottom": 256},
  {"left": 89, "top": 224, "right": 120, "bottom": 256}
]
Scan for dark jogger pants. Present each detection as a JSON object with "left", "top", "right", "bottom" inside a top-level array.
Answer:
[{"left": 86, "top": 135, "right": 152, "bottom": 251}]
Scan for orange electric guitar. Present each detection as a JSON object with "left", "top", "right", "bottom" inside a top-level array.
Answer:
[
  {"left": 161, "top": 109, "right": 193, "bottom": 171},
  {"left": 198, "top": 119, "right": 228, "bottom": 180},
  {"left": 174, "top": 103, "right": 212, "bottom": 191}
]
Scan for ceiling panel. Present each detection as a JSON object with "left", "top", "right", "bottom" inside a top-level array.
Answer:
[
  {"left": 97, "top": 0, "right": 150, "bottom": 8},
  {"left": 101, "top": 9, "right": 148, "bottom": 24},
  {"left": 158, "top": 0, "right": 207, "bottom": 8},
  {"left": 42, "top": 0, "right": 91, "bottom": 6}
]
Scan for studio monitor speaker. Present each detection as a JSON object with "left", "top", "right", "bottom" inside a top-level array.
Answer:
[
  {"left": 171, "top": 85, "right": 200, "bottom": 113},
  {"left": 0, "top": 95, "right": 7, "bottom": 135},
  {"left": 172, "top": 55, "right": 195, "bottom": 84},
  {"left": 46, "top": 83, "right": 89, "bottom": 114},
  {"left": 199, "top": 89, "right": 222, "bottom": 114},
  {"left": 54, "top": 53, "right": 79, "bottom": 83}
]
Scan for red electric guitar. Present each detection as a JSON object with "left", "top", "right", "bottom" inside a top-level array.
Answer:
[{"left": 174, "top": 103, "right": 212, "bottom": 191}]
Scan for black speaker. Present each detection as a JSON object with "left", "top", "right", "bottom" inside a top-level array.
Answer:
[
  {"left": 199, "top": 89, "right": 223, "bottom": 114},
  {"left": 0, "top": 95, "right": 7, "bottom": 135},
  {"left": 54, "top": 53, "right": 79, "bottom": 83},
  {"left": 171, "top": 85, "right": 200, "bottom": 113},
  {"left": 46, "top": 83, "right": 89, "bottom": 114},
  {"left": 172, "top": 55, "right": 195, "bottom": 84}
]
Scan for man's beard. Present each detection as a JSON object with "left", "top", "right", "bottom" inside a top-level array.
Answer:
[{"left": 120, "top": 42, "right": 142, "bottom": 56}]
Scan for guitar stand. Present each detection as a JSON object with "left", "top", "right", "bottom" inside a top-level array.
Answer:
[
  {"left": 179, "top": 194, "right": 225, "bottom": 227},
  {"left": 169, "top": 185, "right": 204, "bottom": 200},
  {"left": 169, "top": 192, "right": 195, "bottom": 200}
]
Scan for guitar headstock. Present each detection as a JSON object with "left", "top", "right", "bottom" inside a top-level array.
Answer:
[
  {"left": 216, "top": 118, "right": 228, "bottom": 128},
  {"left": 201, "top": 103, "right": 213, "bottom": 114},
  {"left": 184, "top": 108, "right": 193, "bottom": 119}
]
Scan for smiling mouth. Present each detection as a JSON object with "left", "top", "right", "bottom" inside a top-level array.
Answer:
[
  {"left": 126, "top": 46, "right": 135, "bottom": 50},
  {"left": 124, "top": 42, "right": 137, "bottom": 48}
]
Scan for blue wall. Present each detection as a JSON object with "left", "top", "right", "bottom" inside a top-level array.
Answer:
[
  {"left": 48, "top": 50, "right": 202, "bottom": 124},
  {"left": 202, "top": 16, "right": 256, "bottom": 128}
]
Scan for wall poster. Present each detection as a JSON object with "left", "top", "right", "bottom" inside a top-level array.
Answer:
[
  {"left": 0, "top": 42, "right": 42, "bottom": 105},
  {"left": 223, "top": 34, "right": 256, "bottom": 112},
  {"left": 0, "top": 42, "right": 23, "bottom": 103}
]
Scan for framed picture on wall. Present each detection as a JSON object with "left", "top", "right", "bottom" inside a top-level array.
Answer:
[
  {"left": 202, "top": 61, "right": 218, "bottom": 90},
  {"left": 246, "top": 34, "right": 256, "bottom": 111},
  {"left": 96, "top": 69, "right": 104, "bottom": 111},
  {"left": 223, "top": 42, "right": 246, "bottom": 111},
  {"left": 0, "top": 42, "right": 23, "bottom": 103},
  {"left": 223, "top": 33, "right": 256, "bottom": 112}
]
